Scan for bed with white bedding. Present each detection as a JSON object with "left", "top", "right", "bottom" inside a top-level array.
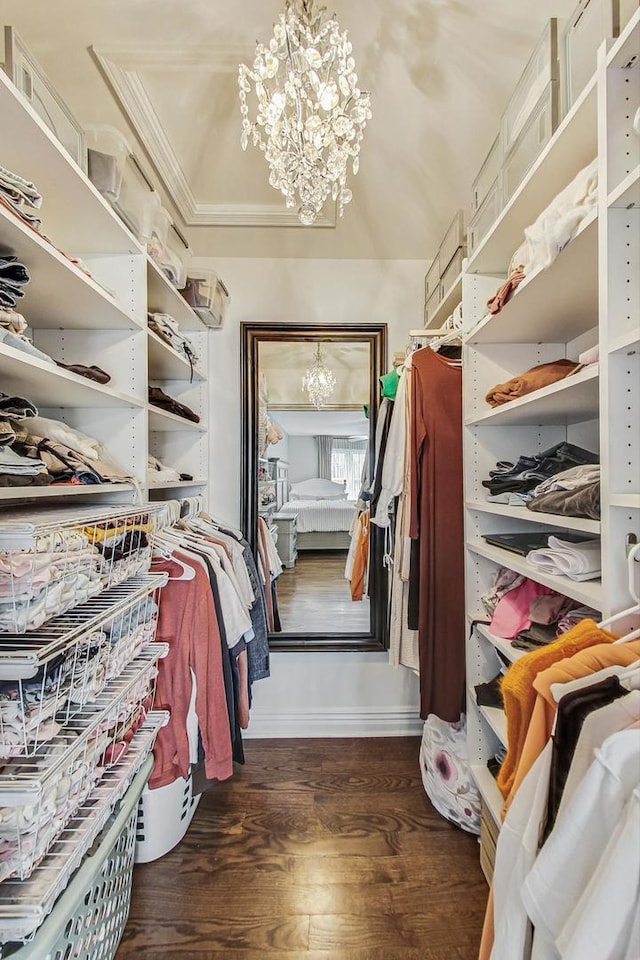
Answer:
[{"left": 281, "top": 478, "right": 356, "bottom": 550}]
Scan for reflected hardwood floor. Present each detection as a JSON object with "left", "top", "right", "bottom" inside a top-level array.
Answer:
[
  {"left": 116, "top": 738, "right": 488, "bottom": 960},
  {"left": 277, "top": 551, "right": 370, "bottom": 633}
]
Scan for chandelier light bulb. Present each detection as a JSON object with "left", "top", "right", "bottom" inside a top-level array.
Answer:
[
  {"left": 302, "top": 342, "right": 337, "bottom": 407},
  {"left": 238, "top": 0, "right": 372, "bottom": 226}
]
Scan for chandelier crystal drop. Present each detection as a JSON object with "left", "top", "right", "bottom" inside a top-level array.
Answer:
[
  {"left": 302, "top": 342, "right": 336, "bottom": 407},
  {"left": 238, "top": 0, "right": 372, "bottom": 226}
]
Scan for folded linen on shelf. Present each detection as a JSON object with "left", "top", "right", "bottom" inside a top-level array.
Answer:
[
  {"left": 0, "top": 328, "right": 56, "bottom": 365},
  {"left": 54, "top": 362, "right": 111, "bottom": 384},
  {"left": 0, "top": 165, "right": 42, "bottom": 209},
  {"left": 485, "top": 358, "right": 580, "bottom": 407},
  {"left": 0, "top": 393, "right": 37, "bottom": 419},
  {"left": 147, "top": 454, "right": 180, "bottom": 484},
  {"left": 527, "top": 535, "right": 601, "bottom": 581},
  {"left": 531, "top": 463, "right": 601, "bottom": 496},
  {"left": 482, "top": 442, "right": 599, "bottom": 498},
  {"left": 486, "top": 270, "right": 526, "bottom": 315},
  {"left": 0, "top": 445, "right": 48, "bottom": 476},
  {"left": 0, "top": 308, "right": 28, "bottom": 335},
  {"left": 148, "top": 313, "right": 199, "bottom": 368},
  {"left": 527, "top": 481, "right": 601, "bottom": 521}
]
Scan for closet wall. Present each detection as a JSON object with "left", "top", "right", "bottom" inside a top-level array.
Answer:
[{"left": 205, "top": 256, "right": 426, "bottom": 737}]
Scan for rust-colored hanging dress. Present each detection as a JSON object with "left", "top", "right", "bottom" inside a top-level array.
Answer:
[{"left": 409, "top": 348, "right": 465, "bottom": 722}]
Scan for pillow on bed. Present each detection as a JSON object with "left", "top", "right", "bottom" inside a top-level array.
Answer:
[{"left": 289, "top": 478, "right": 348, "bottom": 500}]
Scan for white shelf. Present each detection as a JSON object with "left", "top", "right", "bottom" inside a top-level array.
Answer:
[
  {"left": 0, "top": 342, "right": 144, "bottom": 409},
  {"left": 466, "top": 212, "right": 598, "bottom": 345},
  {"left": 0, "top": 70, "right": 141, "bottom": 256},
  {"left": 147, "top": 405, "right": 206, "bottom": 432},
  {"left": 610, "top": 493, "right": 640, "bottom": 509},
  {"left": 466, "top": 500, "right": 601, "bottom": 535},
  {"left": 466, "top": 364, "right": 599, "bottom": 427},
  {"left": 0, "top": 205, "right": 142, "bottom": 331},
  {"left": 147, "top": 257, "right": 205, "bottom": 332},
  {"left": 147, "top": 478, "right": 207, "bottom": 489},
  {"left": 470, "top": 686, "right": 508, "bottom": 748},
  {"left": 467, "top": 75, "right": 598, "bottom": 275},
  {"left": 607, "top": 6, "right": 640, "bottom": 68},
  {"left": 608, "top": 165, "right": 640, "bottom": 209},
  {"left": 147, "top": 328, "right": 206, "bottom": 382},
  {"left": 467, "top": 539, "right": 603, "bottom": 609},
  {"left": 609, "top": 328, "right": 640, "bottom": 356},
  {"left": 476, "top": 622, "right": 527, "bottom": 664},
  {"left": 471, "top": 765, "right": 504, "bottom": 825},
  {"left": 0, "top": 483, "right": 136, "bottom": 501},
  {"left": 428, "top": 272, "right": 463, "bottom": 329}
]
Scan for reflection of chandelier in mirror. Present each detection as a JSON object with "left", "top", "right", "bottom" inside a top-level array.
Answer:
[
  {"left": 302, "top": 342, "right": 336, "bottom": 407},
  {"left": 238, "top": 0, "right": 372, "bottom": 226}
]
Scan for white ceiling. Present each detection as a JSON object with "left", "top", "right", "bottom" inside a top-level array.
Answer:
[
  {"left": 0, "top": 0, "right": 577, "bottom": 258},
  {"left": 273, "top": 409, "right": 369, "bottom": 437},
  {"left": 260, "top": 339, "right": 370, "bottom": 406}
]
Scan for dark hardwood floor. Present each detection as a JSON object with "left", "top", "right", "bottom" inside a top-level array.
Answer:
[
  {"left": 277, "top": 551, "right": 370, "bottom": 633},
  {"left": 116, "top": 738, "right": 487, "bottom": 960}
]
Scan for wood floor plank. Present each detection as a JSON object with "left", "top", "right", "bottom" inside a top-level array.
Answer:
[
  {"left": 277, "top": 551, "right": 370, "bottom": 633},
  {"left": 116, "top": 738, "right": 487, "bottom": 960}
]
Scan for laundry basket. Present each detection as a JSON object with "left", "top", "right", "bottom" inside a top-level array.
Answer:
[
  {"left": 4, "top": 756, "right": 153, "bottom": 960},
  {"left": 134, "top": 771, "right": 200, "bottom": 863}
]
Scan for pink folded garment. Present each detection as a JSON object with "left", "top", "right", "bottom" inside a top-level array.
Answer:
[{"left": 490, "top": 577, "right": 555, "bottom": 639}]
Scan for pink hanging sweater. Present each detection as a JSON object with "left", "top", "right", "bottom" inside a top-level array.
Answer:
[{"left": 149, "top": 552, "right": 233, "bottom": 789}]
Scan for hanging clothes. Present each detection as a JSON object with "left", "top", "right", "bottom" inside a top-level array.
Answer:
[
  {"left": 349, "top": 509, "right": 370, "bottom": 602},
  {"left": 409, "top": 347, "right": 465, "bottom": 722}
]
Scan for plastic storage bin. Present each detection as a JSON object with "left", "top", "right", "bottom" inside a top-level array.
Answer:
[
  {"left": 561, "top": 0, "right": 619, "bottom": 111},
  {"left": 147, "top": 210, "right": 191, "bottom": 288},
  {"left": 441, "top": 247, "right": 464, "bottom": 294},
  {"left": 502, "top": 83, "right": 559, "bottom": 204},
  {"left": 424, "top": 285, "right": 443, "bottom": 325},
  {"left": 180, "top": 269, "right": 230, "bottom": 328},
  {"left": 502, "top": 20, "right": 559, "bottom": 153},
  {"left": 425, "top": 254, "right": 440, "bottom": 299},
  {"left": 86, "top": 125, "right": 130, "bottom": 202},
  {"left": 472, "top": 136, "right": 501, "bottom": 214},
  {"left": 165, "top": 223, "right": 192, "bottom": 289},
  {"left": 4, "top": 756, "right": 153, "bottom": 960},
  {"left": 135, "top": 771, "right": 200, "bottom": 863},
  {"left": 468, "top": 178, "right": 503, "bottom": 255},
  {"left": 439, "top": 210, "right": 466, "bottom": 270}
]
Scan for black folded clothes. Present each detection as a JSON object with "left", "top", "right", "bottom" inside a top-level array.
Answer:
[
  {"left": 483, "top": 442, "right": 598, "bottom": 497},
  {"left": 474, "top": 674, "right": 504, "bottom": 710},
  {"left": 148, "top": 386, "right": 200, "bottom": 423},
  {"left": 0, "top": 256, "right": 30, "bottom": 309},
  {"left": 56, "top": 362, "right": 111, "bottom": 384}
]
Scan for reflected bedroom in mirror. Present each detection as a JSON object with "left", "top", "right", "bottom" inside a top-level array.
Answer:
[{"left": 241, "top": 323, "right": 388, "bottom": 650}]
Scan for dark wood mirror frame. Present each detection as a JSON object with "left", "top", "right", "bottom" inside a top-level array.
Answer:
[{"left": 241, "top": 322, "right": 389, "bottom": 652}]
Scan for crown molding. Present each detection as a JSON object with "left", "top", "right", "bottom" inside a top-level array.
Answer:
[{"left": 91, "top": 44, "right": 337, "bottom": 229}]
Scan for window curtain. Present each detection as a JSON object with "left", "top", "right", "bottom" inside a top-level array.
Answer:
[
  {"left": 316, "top": 435, "right": 334, "bottom": 479},
  {"left": 331, "top": 438, "right": 368, "bottom": 500}
]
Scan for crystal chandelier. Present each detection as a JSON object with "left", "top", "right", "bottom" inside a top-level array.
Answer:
[
  {"left": 302, "top": 343, "right": 336, "bottom": 407},
  {"left": 238, "top": 0, "right": 372, "bottom": 226}
]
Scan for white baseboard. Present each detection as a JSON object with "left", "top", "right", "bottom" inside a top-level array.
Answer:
[{"left": 243, "top": 707, "right": 423, "bottom": 739}]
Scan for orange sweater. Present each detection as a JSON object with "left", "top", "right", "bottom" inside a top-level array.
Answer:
[
  {"left": 350, "top": 510, "right": 370, "bottom": 602},
  {"left": 497, "top": 619, "right": 617, "bottom": 802}
]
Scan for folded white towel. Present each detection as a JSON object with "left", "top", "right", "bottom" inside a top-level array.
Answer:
[{"left": 527, "top": 536, "right": 601, "bottom": 582}]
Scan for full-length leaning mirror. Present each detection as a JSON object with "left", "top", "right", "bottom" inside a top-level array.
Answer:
[{"left": 241, "top": 323, "right": 388, "bottom": 650}]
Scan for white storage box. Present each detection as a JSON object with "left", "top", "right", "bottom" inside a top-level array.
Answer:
[
  {"left": 165, "top": 223, "right": 192, "bottom": 289},
  {"left": 502, "top": 83, "right": 559, "bottom": 204},
  {"left": 439, "top": 209, "right": 466, "bottom": 270},
  {"left": 425, "top": 254, "right": 441, "bottom": 299},
  {"left": 561, "top": 0, "right": 619, "bottom": 111},
  {"left": 180, "top": 269, "right": 230, "bottom": 328},
  {"left": 149, "top": 203, "right": 172, "bottom": 250},
  {"left": 441, "top": 247, "right": 464, "bottom": 294},
  {"left": 468, "top": 178, "right": 502, "bottom": 255},
  {"left": 135, "top": 770, "right": 200, "bottom": 863},
  {"left": 502, "top": 20, "right": 559, "bottom": 153},
  {"left": 424, "top": 285, "right": 443, "bottom": 325},
  {"left": 147, "top": 211, "right": 191, "bottom": 288},
  {"left": 472, "top": 136, "right": 501, "bottom": 214}
]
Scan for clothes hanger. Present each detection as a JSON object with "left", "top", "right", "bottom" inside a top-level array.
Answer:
[
  {"left": 599, "top": 543, "right": 640, "bottom": 643},
  {"left": 150, "top": 531, "right": 196, "bottom": 581}
]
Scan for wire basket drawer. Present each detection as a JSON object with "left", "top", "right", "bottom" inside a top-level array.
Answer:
[{"left": 2, "top": 755, "right": 153, "bottom": 960}]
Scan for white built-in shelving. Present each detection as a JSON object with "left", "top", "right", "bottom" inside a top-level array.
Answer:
[
  {"left": 463, "top": 9, "right": 640, "bottom": 856},
  {"left": 0, "top": 63, "right": 211, "bottom": 506}
]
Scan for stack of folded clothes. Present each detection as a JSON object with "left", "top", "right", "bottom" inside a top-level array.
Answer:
[
  {"left": 0, "top": 393, "right": 52, "bottom": 487},
  {"left": 0, "top": 165, "right": 42, "bottom": 231},
  {"left": 481, "top": 566, "right": 600, "bottom": 652},
  {"left": 526, "top": 464, "right": 600, "bottom": 520},
  {"left": 148, "top": 386, "right": 199, "bottom": 423},
  {"left": 485, "top": 358, "right": 581, "bottom": 407},
  {"left": 527, "top": 534, "right": 601, "bottom": 582},
  {"left": 0, "top": 256, "right": 30, "bottom": 310},
  {"left": 483, "top": 441, "right": 598, "bottom": 502},
  {"left": 147, "top": 454, "right": 193, "bottom": 484},
  {"left": 0, "top": 308, "right": 56, "bottom": 363}
]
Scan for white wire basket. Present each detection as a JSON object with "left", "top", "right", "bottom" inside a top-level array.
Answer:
[
  {"left": 0, "top": 744, "right": 158, "bottom": 956},
  {"left": 0, "top": 505, "right": 168, "bottom": 635},
  {"left": 0, "top": 646, "right": 167, "bottom": 883}
]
